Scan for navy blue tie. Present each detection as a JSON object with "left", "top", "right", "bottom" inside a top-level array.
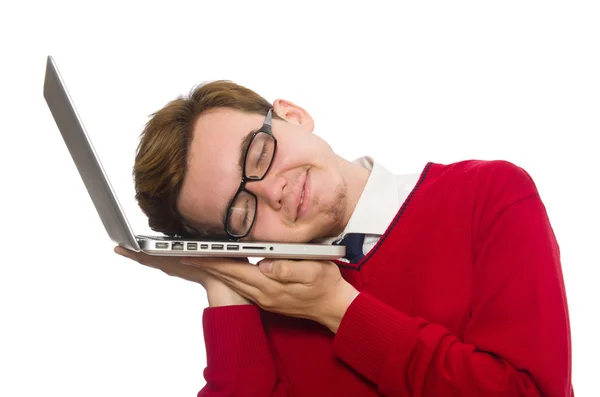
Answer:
[{"left": 336, "top": 233, "right": 365, "bottom": 263}]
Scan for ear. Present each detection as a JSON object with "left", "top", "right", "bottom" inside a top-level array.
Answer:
[{"left": 272, "top": 99, "right": 314, "bottom": 132}]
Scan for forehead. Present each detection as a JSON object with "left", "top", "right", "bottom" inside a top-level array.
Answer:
[{"left": 177, "top": 108, "right": 263, "bottom": 228}]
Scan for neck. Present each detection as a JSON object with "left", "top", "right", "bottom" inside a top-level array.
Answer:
[{"left": 328, "top": 156, "right": 370, "bottom": 237}]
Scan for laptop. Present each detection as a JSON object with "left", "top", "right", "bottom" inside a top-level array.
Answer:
[{"left": 43, "top": 56, "right": 345, "bottom": 260}]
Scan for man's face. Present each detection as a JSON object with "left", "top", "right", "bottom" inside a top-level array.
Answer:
[{"left": 177, "top": 100, "right": 349, "bottom": 242}]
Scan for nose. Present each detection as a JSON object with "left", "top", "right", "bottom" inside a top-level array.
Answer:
[{"left": 245, "top": 175, "right": 285, "bottom": 210}]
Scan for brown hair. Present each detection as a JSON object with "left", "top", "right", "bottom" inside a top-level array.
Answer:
[{"left": 133, "top": 80, "right": 278, "bottom": 238}]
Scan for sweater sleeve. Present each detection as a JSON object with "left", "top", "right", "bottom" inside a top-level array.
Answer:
[
  {"left": 197, "top": 305, "right": 290, "bottom": 397},
  {"left": 333, "top": 165, "right": 572, "bottom": 396}
]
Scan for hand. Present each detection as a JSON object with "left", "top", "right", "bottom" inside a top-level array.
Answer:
[
  {"left": 114, "top": 246, "right": 251, "bottom": 307},
  {"left": 181, "top": 258, "right": 359, "bottom": 332}
]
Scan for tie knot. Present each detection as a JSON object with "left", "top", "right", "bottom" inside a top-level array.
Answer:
[{"left": 337, "top": 233, "right": 365, "bottom": 264}]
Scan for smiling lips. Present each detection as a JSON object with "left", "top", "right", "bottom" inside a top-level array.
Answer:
[
  {"left": 299, "top": 187, "right": 305, "bottom": 210},
  {"left": 295, "top": 170, "right": 309, "bottom": 222}
]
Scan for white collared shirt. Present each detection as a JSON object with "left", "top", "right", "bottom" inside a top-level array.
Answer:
[{"left": 319, "top": 157, "right": 421, "bottom": 261}]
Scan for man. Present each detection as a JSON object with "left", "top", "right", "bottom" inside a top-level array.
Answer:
[{"left": 116, "top": 80, "right": 573, "bottom": 396}]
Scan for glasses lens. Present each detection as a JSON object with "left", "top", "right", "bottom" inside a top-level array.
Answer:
[
  {"left": 245, "top": 132, "right": 275, "bottom": 179},
  {"left": 226, "top": 190, "right": 257, "bottom": 237}
]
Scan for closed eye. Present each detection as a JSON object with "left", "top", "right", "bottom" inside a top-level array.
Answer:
[
  {"left": 243, "top": 198, "right": 252, "bottom": 227},
  {"left": 257, "top": 144, "right": 269, "bottom": 167}
]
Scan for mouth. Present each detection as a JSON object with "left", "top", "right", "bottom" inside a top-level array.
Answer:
[{"left": 295, "top": 169, "right": 309, "bottom": 222}]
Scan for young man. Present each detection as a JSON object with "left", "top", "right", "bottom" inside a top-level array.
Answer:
[{"left": 116, "top": 81, "right": 573, "bottom": 396}]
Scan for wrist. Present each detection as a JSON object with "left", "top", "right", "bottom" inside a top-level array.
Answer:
[
  {"left": 206, "top": 283, "right": 252, "bottom": 307},
  {"left": 321, "top": 281, "right": 359, "bottom": 333}
]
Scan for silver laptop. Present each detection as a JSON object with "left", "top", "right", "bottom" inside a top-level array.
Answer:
[{"left": 43, "top": 56, "right": 345, "bottom": 260}]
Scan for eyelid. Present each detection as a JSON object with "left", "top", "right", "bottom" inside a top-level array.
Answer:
[
  {"left": 227, "top": 129, "right": 260, "bottom": 227},
  {"left": 244, "top": 197, "right": 252, "bottom": 226},
  {"left": 229, "top": 199, "right": 249, "bottom": 229},
  {"left": 257, "top": 142, "right": 268, "bottom": 166},
  {"left": 239, "top": 129, "right": 260, "bottom": 173}
]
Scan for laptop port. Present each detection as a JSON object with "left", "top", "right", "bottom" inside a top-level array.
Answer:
[
  {"left": 200, "top": 244, "right": 209, "bottom": 249},
  {"left": 211, "top": 244, "right": 224, "bottom": 250},
  {"left": 172, "top": 242, "right": 184, "bottom": 250},
  {"left": 227, "top": 245, "right": 239, "bottom": 251},
  {"left": 242, "top": 246, "right": 266, "bottom": 250},
  {"left": 187, "top": 243, "right": 198, "bottom": 250},
  {"left": 155, "top": 242, "right": 169, "bottom": 249}
]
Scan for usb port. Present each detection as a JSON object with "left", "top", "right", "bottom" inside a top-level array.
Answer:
[
  {"left": 200, "top": 244, "right": 209, "bottom": 249},
  {"left": 187, "top": 243, "right": 198, "bottom": 250},
  {"left": 211, "top": 244, "right": 224, "bottom": 250},
  {"left": 172, "top": 242, "right": 184, "bottom": 250},
  {"left": 155, "top": 242, "right": 169, "bottom": 249},
  {"left": 227, "top": 244, "right": 239, "bottom": 251}
]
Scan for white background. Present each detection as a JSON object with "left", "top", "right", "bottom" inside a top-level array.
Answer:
[{"left": 1, "top": 1, "right": 598, "bottom": 396}]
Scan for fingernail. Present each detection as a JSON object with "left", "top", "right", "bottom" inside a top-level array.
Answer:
[{"left": 259, "top": 260, "right": 272, "bottom": 273}]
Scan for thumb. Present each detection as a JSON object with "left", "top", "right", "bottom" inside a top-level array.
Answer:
[
  {"left": 258, "top": 259, "right": 312, "bottom": 283},
  {"left": 258, "top": 259, "right": 273, "bottom": 274}
]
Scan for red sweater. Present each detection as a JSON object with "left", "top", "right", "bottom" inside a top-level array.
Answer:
[{"left": 198, "top": 160, "right": 573, "bottom": 397}]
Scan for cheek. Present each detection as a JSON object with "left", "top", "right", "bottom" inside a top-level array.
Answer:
[
  {"left": 311, "top": 167, "right": 343, "bottom": 201},
  {"left": 250, "top": 207, "right": 283, "bottom": 240},
  {"left": 250, "top": 207, "right": 309, "bottom": 242},
  {"left": 275, "top": 135, "right": 330, "bottom": 167}
]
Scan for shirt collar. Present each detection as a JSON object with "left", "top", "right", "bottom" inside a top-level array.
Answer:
[{"left": 318, "top": 156, "right": 421, "bottom": 244}]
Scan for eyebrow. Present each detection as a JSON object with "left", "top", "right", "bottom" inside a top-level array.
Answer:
[{"left": 238, "top": 128, "right": 260, "bottom": 172}]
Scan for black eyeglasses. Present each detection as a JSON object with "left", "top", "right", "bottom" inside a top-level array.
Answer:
[{"left": 225, "top": 109, "right": 277, "bottom": 240}]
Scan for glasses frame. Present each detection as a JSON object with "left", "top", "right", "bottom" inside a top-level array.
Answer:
[{"left": 224, "top": 108, "right": 277, "bottom": 240}]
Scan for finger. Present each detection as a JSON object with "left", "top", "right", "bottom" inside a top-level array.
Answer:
[
  {"left": 180, "top": 256, "right": 250, "bottom": 266},
  {"left": 114, "top": 248, "right": 162, "bottom": 271},
  {"left": 114, "top": 246, "right": 175, "bottom": 272},
  {"left": 114, "top": 246, "right": 149, "bottom": 265},
  {"left": 258, "top": 259, "right": 319, "bottom": 284},
  {"left": 114, "top": 245, "right": 136, "bottom": 259},
  {"left": 150, "top": 259, "right": 211, "bottom": 281},
  {"left": 203, "top": 267, "right": 263, "bottom": 300},
  {"left": 185, "top": 258, "right": 268, "bottom": 287}
]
